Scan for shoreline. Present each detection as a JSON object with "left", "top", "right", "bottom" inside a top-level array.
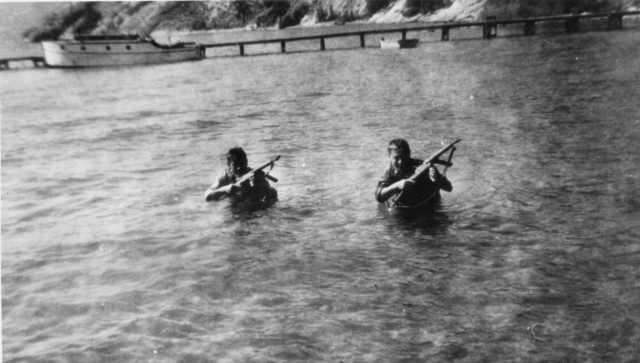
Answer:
[{"left": 3, "top": 13, "right": 639, "bottom": 60}]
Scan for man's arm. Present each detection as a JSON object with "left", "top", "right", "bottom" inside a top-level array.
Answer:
[
  {"left": 204, "top": 184, "right": 235, "bottom": 202},
  {"left": 375, "top": 173, "right": 414, "bottom": 203},
  {"left": 375, "top": 182, "right": 401, "bottom": 202},
  {"left": 204, "top": 174, "right": 236, "bottom": 202}
]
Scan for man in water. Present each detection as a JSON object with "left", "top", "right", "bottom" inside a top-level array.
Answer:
[
  {"left": 204, "top": 147, "right": 277, "bottom": 203},
  {"left": 375, "top": 139, "right": 452, "bottom": 208}
]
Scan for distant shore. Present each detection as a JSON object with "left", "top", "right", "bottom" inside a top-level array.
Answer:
[{"left": 3, "top": 12, "right": 639, "bottom": 60}]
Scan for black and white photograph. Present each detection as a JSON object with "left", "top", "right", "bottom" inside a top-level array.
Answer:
[{"left": 2, "top": 0, "right": 639, "bottom": 361}]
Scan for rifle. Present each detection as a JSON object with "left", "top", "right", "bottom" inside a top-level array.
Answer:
[
  {"left": 405, "top": 139, "right": 461, "bottom": 183},
  {"left": 232, "top": 155, "right": 280, "bottom": 187},
  {"left": 386, "top": 139, "right": 461, "bottom": 209}
]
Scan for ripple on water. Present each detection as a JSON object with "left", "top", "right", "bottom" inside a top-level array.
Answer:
[{"left": 2, "top": 28, "right": 640, "bottom": 362}]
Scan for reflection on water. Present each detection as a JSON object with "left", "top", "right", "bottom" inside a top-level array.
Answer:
[
  {"left": 2, "top": 29, "right": 640, "bottom": 361},
  {"left": 378, "top": 203, "right": 453, "bottom": 238}
]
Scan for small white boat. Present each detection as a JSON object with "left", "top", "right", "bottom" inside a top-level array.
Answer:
[
  {"left": 379, "top": 37, "right": 420, "bottom": 49},
  {"left": 42, "top": 34, "right": 204, "bottom": 68}
]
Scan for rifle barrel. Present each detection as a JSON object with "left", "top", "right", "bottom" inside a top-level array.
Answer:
[
  {"left": 407, "top": 139, "right": 461, "bottom": 182},
  {"left": 233, "top": 155, "right": 281, "bottom": 186}
]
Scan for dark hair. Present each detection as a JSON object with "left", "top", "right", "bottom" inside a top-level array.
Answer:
[
  {"left": 388, "top": 139, "right": 411, "bottom": 158},
  {"left": 226, "top": 147, "right": 248, "bottom": 168}
]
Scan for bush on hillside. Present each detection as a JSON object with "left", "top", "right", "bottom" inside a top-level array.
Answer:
[
  {"left": 402, "top": 0, "right": 451, "bottom": 17},
  {"left": 366, "top": 0, "right": 390, "bottom": 15},
  {"left": 280, "top": 1, "right": 311, "bottom": 28},
  {"left": 73, "top": 4, "right": 102, "bottom": 34},
  {"left": 255, "top": 1, "right": 290, "bottom": 27},
  {"left": 22, "top": 2, "right": 98, "bottom": 41}
]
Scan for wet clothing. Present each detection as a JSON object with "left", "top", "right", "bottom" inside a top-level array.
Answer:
[
  {"left": 375, "top": 158, "right": 451, "bottom": 208},
  {"left": 211, "top": 167, "right": 277, "bottom": 204}
]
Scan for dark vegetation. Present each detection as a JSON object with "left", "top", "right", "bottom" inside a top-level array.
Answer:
[
  {"left": 21, "top": 0, "right": 640, "bottom": 42},
  {"left": 22, "top": 2, "right": 102, "bottom": 42},
  {"left": 366, "top": 0, "right": 390, "bottom": 14},
  {"left": 402, "top": 0, "right": 452, "bottom": 17},
  {"left": 279, "top": 1, "right": 312, "bottom": 28},
  {"left": 153, "top": 2, "right": 212, "bottom": 31},
  {"left": 483, "top": 0, "right": 637, "bottom": 19},
  {"left": 255, "top": 1, "right": 291, "bottom": 27}
]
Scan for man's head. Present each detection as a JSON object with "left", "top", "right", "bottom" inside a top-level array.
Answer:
[
  {"left": 226, "top": 147, "right": 248, "bottom": 174},
  {"left": 388, "top": 139, "right": 411, "bottom": 170}
]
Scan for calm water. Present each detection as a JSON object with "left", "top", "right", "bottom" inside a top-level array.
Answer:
[{"left": 2, "top": 29, "right": 640, "bottom": 362}]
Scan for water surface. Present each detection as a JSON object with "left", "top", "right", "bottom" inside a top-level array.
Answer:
[{"left": 2, "top": 29, "right": 640, "bottom": 362}]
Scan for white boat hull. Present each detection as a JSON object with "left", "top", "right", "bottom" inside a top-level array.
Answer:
[{"left": 42, "top": 39, "right": 204, "bottom": 67}]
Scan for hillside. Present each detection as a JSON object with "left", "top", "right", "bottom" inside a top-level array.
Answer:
[{"left": 21, "top": 0, "right": 640, "bottom": 42}]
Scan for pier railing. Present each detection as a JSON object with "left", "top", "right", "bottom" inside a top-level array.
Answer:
[{"left": 199, "top": 10, "right": 640, "bottom": 56}]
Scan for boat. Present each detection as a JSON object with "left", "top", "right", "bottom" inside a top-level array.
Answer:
[
  {"left": 379, "top": 37, "right": 420, "bottom": 49},
  {"left": 41, "top": 34, "right": 204, "bottom": 68}
]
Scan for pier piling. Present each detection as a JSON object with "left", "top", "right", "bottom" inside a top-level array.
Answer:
[
  {"left": 607, "top": 14, "right": 623, "bottom": 30},
  {"left": 441, "top": 26, "right": 450, "bottom": 41},
  {"left": 524, "top": 20, "right": 536, "bottom": 36},
  {"left": 566, "top": 17, "right": 580, "bottom": 33},
  {"left": 483, "top": 16, "right": 498, "bottom": 38}
]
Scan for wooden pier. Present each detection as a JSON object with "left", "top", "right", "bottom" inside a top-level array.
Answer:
[
  {"left": 1, "top": 10, "right": 639, "bottom": 69},
  {"left": 199, "top": 10, "right": 640, "bottom": 56}
]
